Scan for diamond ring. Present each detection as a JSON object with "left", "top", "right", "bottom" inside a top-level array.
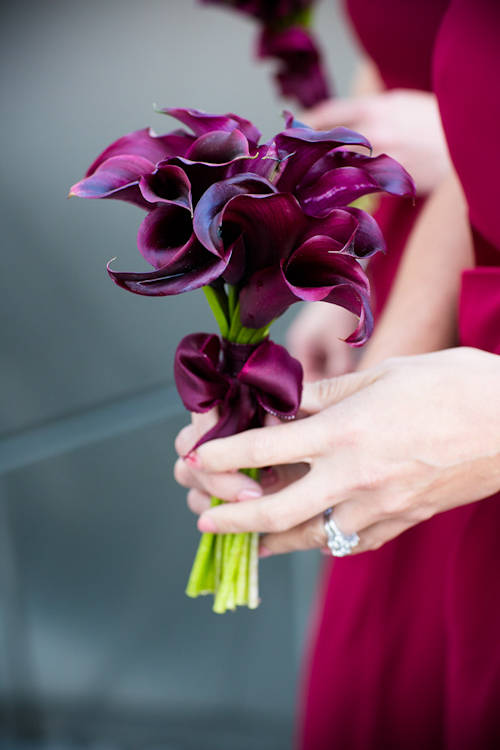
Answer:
[{"left": 323, "top": 507, "right": 360, "bottom": 557}]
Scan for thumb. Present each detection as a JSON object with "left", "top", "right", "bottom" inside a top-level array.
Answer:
[{"left": 300, "top": 368, "right": 380, "bottom": 414}]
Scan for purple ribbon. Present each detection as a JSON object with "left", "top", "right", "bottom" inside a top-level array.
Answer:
[{"left": 174, "top": 332, "right": 303, "bottom": 450}]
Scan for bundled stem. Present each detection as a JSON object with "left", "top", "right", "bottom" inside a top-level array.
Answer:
[
  {"left": 186, "top": 470, "right": 261, "bottom": 612},
  {"left": 185, "top": 286, "right": 267, "bottom": 613}
]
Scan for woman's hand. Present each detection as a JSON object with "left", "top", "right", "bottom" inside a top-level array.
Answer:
[
  {"left": 175, "top": 348, "right": 500, "bottom": 556},
  {"left": 301, "top": 89, "right": 451, "bottom": 196}
]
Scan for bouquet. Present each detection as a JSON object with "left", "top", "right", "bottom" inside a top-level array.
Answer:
[
  {"left": 200, "top": 0, "right": 330, "bottom": 107},
  {"left": 70, "top": 107, "right": 414, "bottom": 612}
]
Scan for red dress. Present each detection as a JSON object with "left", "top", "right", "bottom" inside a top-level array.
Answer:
[{"left": 300, "top": 1, "right": 500, "bottom": 748}]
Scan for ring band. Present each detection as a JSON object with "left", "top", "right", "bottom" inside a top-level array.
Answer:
[{"left": 323, "top": 507, "right": 360, "bottom": 557}]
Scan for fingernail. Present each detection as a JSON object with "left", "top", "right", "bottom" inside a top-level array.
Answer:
[
  {"left": 184, "top": 450, "right": 202, "bottom": 469},
  {"left": 237, "top": 489, "right": 263, "bottom": 501},
  {"left": 198, "top": 515, "right": 217, "bottom": 534},
  {"left": 259, "top": 546, "right": 272, "bottom": 558}
]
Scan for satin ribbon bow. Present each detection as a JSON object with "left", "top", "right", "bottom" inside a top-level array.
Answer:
[{"left": 174, "top": 333, "right": 303, "bottom": 450}]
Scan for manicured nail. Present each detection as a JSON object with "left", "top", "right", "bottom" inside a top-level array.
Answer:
[
  {"left": 237, "top": 489, "right": 263, "bottom": 501},
  {"left": 184, "top": 450, "right": 202, "bottom": 469},
  {"left": 259, "top": 546, "right": 273, "bottom": 558},
  {"left": 198, "top": 515, "right": 217, "bottom": 534}
]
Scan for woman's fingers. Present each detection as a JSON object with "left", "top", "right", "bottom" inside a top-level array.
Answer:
[
  {"left": 174, "top": 457, "right": 262, "bottom": 502},
  {"left": 184, "top": 464, "right": 310, "bottom": 517},
  {"left": 300, "top": 367, "right": 381, "bottom": 414},
  {"left": 186, "top": 488, "right": 211, "bottom": 515},
  {"left": 197, "top": 468, "right": 341, "bottom": 534},
  {"left": 190, "top": 369, "right": 381, "bottom": 475},
  {"left": 259, "top": 507, "right": 416, "bottom": 557},
  {"left": 174, "top": 408, "right": 220, "bottom": 457}
]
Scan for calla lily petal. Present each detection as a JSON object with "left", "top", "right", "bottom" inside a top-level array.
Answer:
[
  {"left": 139, "top": 165, "right": 192, "bottom": 210},
  {"left": 159, "top": 107, "right": 261, "bottom": 144},
  {"left": 341, "top": 207, "right": 387, "bottom": 258},
  {"left": 185, "top": 129, "right": 255, "bottom": 164},
  {"left": 239, "top": 233, "right": 373, "bottom": 335},
  {"left": 284, "top": 238, "right": 373, "bottom": 343},
  {"left": 137, "top": 204, "right": 196, "bottom": 268},
  {"left": 69, "top": 155, "right": 156, "bottom": 208},
  {"left": 297, "top": 166, "right": 382, "bottom": 216},
  {"left": 299, "top": 208, "right": 359, "bottom": 252},
  {"left": 275, "top": 126, "right": 372, "bottom": 193},
  {"left": 107, "top": 247, "right": 228, "bottom": 296},
  {"left": 238, "top": 264, "right": 297, "bottom": 328},
  {"left": 301, "top": 150, "right": 416, "bottom": 199},
  {"left": 193, "top": 173, "right": 278, "bottom": 256},
  {"left": 343, "top": 152, "right": 416, "bottom": 198},
  {"left": 218, "top": 191, "right": 309, "bottom": 280},
  {"left": 85, "top": 128, "right": 194, "bottom": 177}
]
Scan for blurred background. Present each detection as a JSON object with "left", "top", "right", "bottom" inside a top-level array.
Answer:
[{"left": 0, "top": 1, "right": 360, "bottom": 748}]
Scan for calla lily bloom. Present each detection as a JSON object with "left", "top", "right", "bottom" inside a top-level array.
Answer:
[
  {"left": 274, "top": 115, "right": 416, "bottom": 222},
  {"left": 69, "top": 108, "right": 260, "bottom": 208},
  {"left": 258, "top": 24, "right": 329, "bottom": 108},
  {"left": 73, "top": 108, "right": 412, "bottom": 341},
  {"left": 107, "top": 174, "right": 277, "bottom": 294},
  {"left": 195, "top": 189, "right": 374, "bottom": 341},
  {"left": 200, "top": 0, "right": 314, "bottom": 25},
  {"left": 200, "top": 0, "right": 330, "bottom": 107}
]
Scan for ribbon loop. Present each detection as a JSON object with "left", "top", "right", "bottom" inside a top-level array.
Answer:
[{"left": 174, "top": 332, "right": 303, "bottom": 450}]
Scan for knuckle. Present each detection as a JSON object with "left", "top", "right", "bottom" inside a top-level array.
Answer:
[
  {"left": 174, "top": 425, "right": 194, "bottom": 457},
  {"left": 186, "top": 489, "right": 200, "bottom": 513},
  {"left": 247, "top": 429, "right": 277, "bottom": 467},
  {"left": 260, "top": 500, "right": 289, "bottom": 534},
  {"left": 305, "top": 522, "right": 326, "bottom": 550},
  {"left": 174, "top": 458, "right": 191, "bottom": 487}
]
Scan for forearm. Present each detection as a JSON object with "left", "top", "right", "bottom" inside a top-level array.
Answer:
[{"left": 360, "top": 170, "right": 474, "bottom": 369}]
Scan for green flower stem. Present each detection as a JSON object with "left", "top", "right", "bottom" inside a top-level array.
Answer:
[
  {"left": 248, "top": 532, "right": 260, "bottom": 609},
  {"left": 186, "top": 290, "right": 268, "bottom": 612},
  {"left": 236, "top": 533, "right": 250, "bottom": 606},
  {"left": 213, "top": 532, "right": 246, "bottom": 614},
  {"left": 214, "top": 532, "right": 223, "bottom": 592},
  {"left": 185, "top": 531, "right": 215, "bottom": 597},
  {"left": 203, "top": 286, "right": 229, "bottom": 339}
]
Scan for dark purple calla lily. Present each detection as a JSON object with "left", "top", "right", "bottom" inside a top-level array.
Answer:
[
  {"left": 200, "top": 0, "right": 314, "bottom": 25},
  {"left": 239, "top": 234, "right": 373, "bottom": 344},
  {"left": 69, "top": 154, "right": 158, "bottom": 209},
  {"left": 258, "top": 24, "right": 329, "bottom": 108},
  {"left": 107, "top": 238, "right": 230, "bottom": 296},
  {"left": 157, "top": 107, "right": 262, "bottom": 145},
  {"left": 138, "top": 164, "right": 193, "bottom": 211},
  {"left": 69, "top": 108, "right": 260, "bottom": 208},
  {"left": 107, "top": 174, "right": 276, "bottom": 295},
  {"left": 193, "top": 187, "right": 374, "bottom": 340},
  {"left": 295, "top": 151, "right": 416, "bottom": 217},
  {"left": 200, "top": 0, "right": 330, "bottom": 107},
  {"left": 73, "top": 107, "right": 415, "bottom": 342}
]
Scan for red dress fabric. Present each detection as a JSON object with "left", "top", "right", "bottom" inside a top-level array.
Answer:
[
  {"left": 300, "top": 1, "right": 500, "bottom": 748},
  {"left": 343, "top": 0, "right": 450, "bottom": 317}
]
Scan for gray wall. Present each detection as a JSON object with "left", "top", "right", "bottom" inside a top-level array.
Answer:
[{"left": 0, "top": 1, "right": 360, "bottom": 747}]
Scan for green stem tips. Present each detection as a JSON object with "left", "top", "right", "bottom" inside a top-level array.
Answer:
[{"left": 186, "top": 288, "right": 267, "bottom": 612}]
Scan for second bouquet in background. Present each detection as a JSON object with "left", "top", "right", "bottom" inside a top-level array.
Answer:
[{"left": 70, "top": 107, "right": 415, "bottom": 612}]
